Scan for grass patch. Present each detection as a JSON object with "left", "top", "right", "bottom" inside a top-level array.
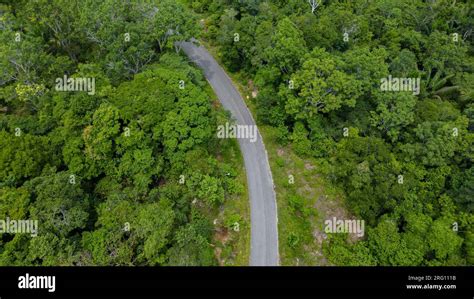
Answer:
[
  {"left": 212, "top": 137, "right": 251, "bottom": 266},
  {"left": 198, "top": 75, "right": 250, "bottom": 266}
]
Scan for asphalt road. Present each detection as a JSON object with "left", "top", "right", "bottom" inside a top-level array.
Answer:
[{"left": 180, "top": 41, "right": 279, "bottom": 266}]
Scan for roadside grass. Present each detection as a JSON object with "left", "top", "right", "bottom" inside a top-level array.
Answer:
[
  {"left": 200, "top": 81, "right": 251, "bottom": 266},
  {"left": 213, "top": 136, "right": 251, "bottom": 266},
  {"left": 256, "top": 125, "right": 348, "bottom": 265}
]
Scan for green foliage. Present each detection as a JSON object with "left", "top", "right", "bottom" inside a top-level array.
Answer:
[
  {"left": 290, "top": 122, "right": 312, "bottom": 157},
  {"left": 191, "top": 0, "right": 474, "bottom": 266},
  {"left": 267, "top": 18, "right": 307, "bottom": 74},
  {"left": 0, "top": 0, "right": 245, "bottom": 266},
  {"left": 197, "top": 175, "right": 225, "bottom": 205},
  {"left": 167, "top": 223, "right": 216, "bottom": 266},
  {"left": 284, "top": 48, "right": 362, "bottom": 118},
  {"left": 26, "top": 171, "right": 89, "bottom": 237},
  {"left": 0, "top": 131, "right": 58, "bottom": 185}
]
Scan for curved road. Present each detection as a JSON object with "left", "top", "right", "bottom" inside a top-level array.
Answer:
[{"left": 180, "top": 41, "right": 279, "bottom": 266}]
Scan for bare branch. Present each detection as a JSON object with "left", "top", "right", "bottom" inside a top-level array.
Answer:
[{"left": 308, "top": 0, "right": 320, "bottom": 14}]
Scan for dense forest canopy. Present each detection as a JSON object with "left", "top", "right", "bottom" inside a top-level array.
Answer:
[
  {"left": 186, "top": 0, "right": 474, "bottom": 265},
  {"left": 0, "top": 0, "right": 247, "bottom": 266},
  {"left": 0, "top": 0, "right": 473, "bottom": 267}
]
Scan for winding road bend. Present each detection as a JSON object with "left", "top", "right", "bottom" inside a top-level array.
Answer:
[{"left": 180, "top": 41, "right": 279, "bottom": 266}]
